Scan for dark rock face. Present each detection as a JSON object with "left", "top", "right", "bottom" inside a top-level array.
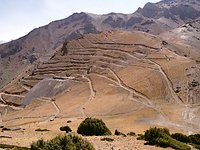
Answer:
[
  {"left": 141, "top": 2, "right": 161, "bottom": 18},
  {"left": 0, "top": 40, "right": 23, "bottom": 58},
  {"left": 169, "top": 4, "right": 200, "bottom": 21},
  {"left": 102, "top": 16, "right": 126, "bottom": 28},
  {"left": 126, "top": 17, "right": 143, "bottom": 27}
]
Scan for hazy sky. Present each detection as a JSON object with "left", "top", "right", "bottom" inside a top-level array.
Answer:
[{"left": 0, "top": 0, "right": 160, "bottom": 42}]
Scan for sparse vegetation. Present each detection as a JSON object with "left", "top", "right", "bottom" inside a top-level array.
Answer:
[
  {"left": 127, "top": 132, "right": 136, "bottom": 136},
  {"left": 188, "top": 134, "right": 200, "bottom": 145},
  {"left": 114, "top": 129, "right": 126, "bottom": 136},
  {"left": 171, "top": 133, "right": 200, "bottom": 149},
  {"left": 30, "top": 134, "right": 94, "bottom": 150},
  {"left": 137, "top": 134, "right": 145, "bottom": 140},
  {"left": 143, "top": 127, "right": 191, "bottom": 150},
  {"left": 0, "top": 143, "right": 29, "bottom": 150},
  {"left": 171, "top": 133, "right": 190, "bottom": 143},
  {"left": 101, "top": 137, "right": 114, "bottom": 142},
  {"left": 2, "top": 127, "right": 11, "bottom": 131},
  {"left": 60, "top": 125, "right": 72, "bottom": 133},
  {"left": 67, "top": 120, "right": 72, "bottom": 123},
  {"left": 35, "top": 128, "right": 50, "bottom": 132},
  {"left": 77, "top": 118, "right": 111, "bottom": 136}
]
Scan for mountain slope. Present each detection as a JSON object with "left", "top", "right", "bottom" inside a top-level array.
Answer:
[
  {"left": 160, "top": 18, "right": 200, "bottom": 60},
  {"left": 0, "top": 31, "right": 200, "bottom": 147},
  {"left": 1, "top": 0, "right": 200, "bottom": 88}
]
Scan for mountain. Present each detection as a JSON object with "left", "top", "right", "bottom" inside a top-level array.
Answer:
[
  {"left": 0, "top": 0, "right": 200, "bottom": 88},
  {"left": 1, "top": 0, "right": 200, "bottom": 146},
  {"left": 160, "top": 18, "right": 200, "bottom": 61},
  {"left": 1, "top": 30, "right": 200, "bottom": 147}
]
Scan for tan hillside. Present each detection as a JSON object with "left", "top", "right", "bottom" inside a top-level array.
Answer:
[
  {"left": 1, "top": 0, "right": 200, "bottom": 89},
  {"left": 0, "top": 30, "right": 199, "bottom": 148}
]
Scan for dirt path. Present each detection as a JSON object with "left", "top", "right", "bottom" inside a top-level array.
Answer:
[
  {"left": 51, "top": 101, "right": 60, "bottom": 116},
  {"left": 108, "top": 68, "right": 153, "bottom": 106},
  {"left": 147, "top": 59, "right": 182, "bottom": 104},
  {"left": 0, "top": 92, "right": 7, "bottom": 104},
  {"left": 0, "top": 112, "right": 2, "bottom": 124},
  {"left": 37, "top": 97, "right": 61, "bottom": 121},
  {"left": 80, "top": 75, "right": 96, "bottom": 118},
  {"left": 20, "top": 84, "right": 31, "bottom": 91},
  {"left": 82, "top": 75, "right": 96, "bottom": 101},
  {"left": 0, "top": 93, "right": 23, "bottom": 110},
  {"left": 2, "top": 93, "right": 25, "bottom": 98}
]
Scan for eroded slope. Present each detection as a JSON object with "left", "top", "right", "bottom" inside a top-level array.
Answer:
[{"left": 0, "top": 31, "right": 200, "bottom": 147}]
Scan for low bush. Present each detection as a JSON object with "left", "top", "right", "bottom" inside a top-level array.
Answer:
[
  {"left": 60, "top": 126, "right": 72, "bottom": 133},
  {"left": 30, "top": 134, "right": 94, "bottom": 150},
  {"left": 2, "top": 127, "right": 11, "bottom": 131},
  {"left": 127, "top": 132, "right": 136, "bottom": 136},
  {"left": 137, "top": 134, "right": 145, "bottom": 140},
  {"left": 77, "top": 118, "right": 111, "bottom": 136},
  {"left": 191, "top": 143, "right": 200, "bottom": 150},
  {"left": 67, "top": 120, "right": 72, "bottom": 123},
  {"left": 0, "top": 143, "right": 29, "bottom": 150},
  {"left": 144, "top": 127, "right": 191, "bottom": 150},
  {"left": 171, "top": 133, "right": 200, "bottom": 149},
  {"left": 188, "top": 134, "right": 200, "bottom": 145},
  {"left": 144, "top": 127, "right": 170, "bottom": 145},
  {"left": 114, "top": 129, "right": 126, "bottom": 137},
  {"left": 101, "top": 137, "right": 114, "bottom": 142},
  {"left": 171, "top": 133, "right": 190, "bottom": 143},
  {"left": 35, "top": 128, "right": 49, "bottom": 132}
]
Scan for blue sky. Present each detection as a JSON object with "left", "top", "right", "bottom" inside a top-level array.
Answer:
[{"left": 0, "top": 0, "right": 160, "bottom": 42}]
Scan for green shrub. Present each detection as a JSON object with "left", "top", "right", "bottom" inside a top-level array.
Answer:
[
  {"left": 156, "top": 135, "right": 191, "bottom": 150},
  {"left": 191, "top": 143, "right": 200, "bottom": 150},
  {"left": 171, "top": 133, "right": 190, "bottom": 143},
  {"left": 30, "top": 134, "right": 94, "bottom": 150},
  {"left": 60, "top": 126, "right": 72, "bottom": 133},
  {"left": 127, "top": 132, "right": 136, "bottom": 136},
  {"left": 188, "top": 134, "right": 200, "bottom": 145},
  {"left": 144, "top": 127, "right": 191, "bottom": 150},
  {"left": 0, "top": 143, "right": 29, "bottom": 149},
  {"left": 2, "top": 127, "right": 11, "bottom": 131},
  {"left": 35, "top": 128, "right": 49, "bottom": 132},
  {"left": 137, "top": 134, "right": 145, "bottom": 140},
  {"left": 101, "top": 137, "right": 114, "bottom": 142},
  {"left": 144, "top": 127, "right": 170, "bottom": 145},
  {"left": 77, "top": 118, "right": 111, "bottom": 136},
  {"left": 114, "top": 129, "right": 126, "bottom": 136}
]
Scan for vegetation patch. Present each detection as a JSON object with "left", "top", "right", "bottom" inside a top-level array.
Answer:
[
  {"left": 60, "top": 125, "right": 72, "bottom": 133},
  {"left": 101, "top": 137, "right": 114, "bottom": 142},
  {"left": 77, "top": 118, "right": 111, "bottom": 136},
  {"left": 142, "top": 127, "right": 191, "bottom": 150},
  {"left": 2, "top": 127, "right": 11, "bottom": 131},
  {"left": 171, "top": 133, "right": 190, "bottom": 143},
  {"left": 137, "top": 134, "right": 145, "bottom": 140},
  {"left": 35, "top": 128, "right": 50, "bottom": 132},
  {"left": 30, "top": 134, "right": 94, "bottom": 150},
  {"left": 127, "top": 131, "right": 136, "bottom": 136},
  {"left": 114, "top": 129, "right": 126, "bottom": 137},
  {"left": 0, "top": 143, "right": 29, "bottom": 150}
]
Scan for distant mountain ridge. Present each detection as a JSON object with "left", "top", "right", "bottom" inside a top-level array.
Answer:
[{"left": 0, "top": 0, "right": 200, "bottom": 88}]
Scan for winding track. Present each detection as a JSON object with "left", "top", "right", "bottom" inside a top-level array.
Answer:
[
  {"left": 147, "top": 59, "right": 182, "bottom": 104},
  {"left": 80, "top": 75, "right": 96, "bottom": 118}
]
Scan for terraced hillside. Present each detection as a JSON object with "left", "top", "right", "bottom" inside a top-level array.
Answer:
[
  {"left": 0, "top": 31, "right": 200, "bottom": 147},
  {"left": 1, "top": 0, "right": 200, "bottom": 89}
]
